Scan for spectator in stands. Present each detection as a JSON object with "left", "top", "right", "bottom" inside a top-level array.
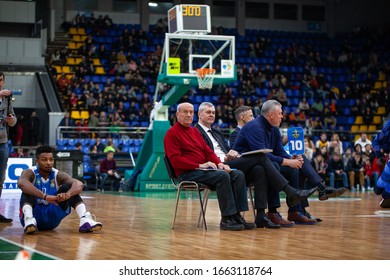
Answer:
[
  {"left": 329, "top": 133, "right": 344, "bottom": 155},
  {"left": 68, "top": 91, "right": 79, "bottom": 109},
  {"left": 316, "top": 132, "right": 330, "bottom": 150},
  {"left": 13, "top": 147, "right": 29, "bottom": 158},
  {"left": 355, "top": 133, "right": 372, "bottom": 153},
  {"left": 318, "top": 146, "right": 330, "bottom": 164},
  {"left": 27, "top": 111, "right": 40, "bottom": 146},
  {"left": 88, "top": 110, "right": 99, "bottom": 137},
  {"left": 57, "top": 72, "right": 71, "bottom": 93},
  {"left": 276, "top": 88, "right": 288, "bottom": 106},
  {"left": 59, "top": 47, "right": 70, "bottom": 65},
  {"left": 311, "top": 98, "right": 324, "bottom": 115},
  {"left": 92, "top": 138, "right": 105, "bottom": 153},
  {"left": 347, "top": 152, "right": 365, "bottom": 191},
  {"left": 59, "top": 111, "right": 75, "bottom": 138},
  {"left": 363, "top": 107, "right": 374, "bottom": 125},
  {"left": 323, "top": 107, "right": 337, "bottom": 129},
  {"left": 109, "top": 121, "right": 121, "bottom": 138},
  {"left": 343, "top": 147, "right": 353, "bottom": 167},
  {"left": 49, "top": 64, "right": 58, "bottom": 78},
  {"left": 296, "top": 109, "right": 307, "bottom": 126},
  {"left": 74, "top": 142, "right": 82, "bottom": 152},
  {"left": 338, "top": 125, "right": 351, "bottom": 144},
  {"left": 99, "top": 151, "right": 121, "bottom": 192},
  {"left": 14, "top": 114, "right": 25, "bottom": 146},
  {"left": 298, "top": 97, "right": 311, "bottom": 114},
  {"left": 229, "top": 106, "right": 253, "bottom": 149},
  {"left": 363, "top": 143, "right": 376, "bottom": 163},
  {"left": 327, "top": 152, "right": 349, "bottom": 189},
  {"left": 50, "top": 50, "right": 61, "bottom": 65},
  {"left": 76, "top": 119, "right": 89, "bottom": 138},
  {"left": 288, "top": 109, "right": 298, "bottom": 126},
  {"left": 103, "top": 139, "right": 116, "bottom": 153},
  {"left": 311, "top": 152, "right": 327, "bottom": 182},
  {"left": 304, "top": 136, "right": 314, "bottom": 161},
  {"left": 364, "top": 156, "right": 380, "bottom": 191}
]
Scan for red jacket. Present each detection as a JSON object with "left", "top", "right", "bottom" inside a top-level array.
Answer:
[{"left": 164, "top": 122, "right": 221, "bottom": 177}]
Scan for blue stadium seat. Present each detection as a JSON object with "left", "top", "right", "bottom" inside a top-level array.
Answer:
[
  {"left": 89, "top": 139, "right": 97, "bottom": 146},
  {"left": 56, "top": 139, "right": 68, "bottom": 147},
  {"left": 80, "top": 138, "right": 89, "bottom": 146},
  {"left": 67, "top": 139, "right": 78, "bottom": 147},
  {"left": 112, "top": 138, "right": 120, "bottom": 147},
  {"left": 82, "top": 146, "right": 90, "bottom": 154},
  {"left": 122, "top": 138, "right": 132, "bottom": 146},
  {"left": 133, "top": 139, "right": 142, "bottom": 146}
]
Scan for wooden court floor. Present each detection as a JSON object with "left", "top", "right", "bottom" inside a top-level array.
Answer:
[{"left": 0, "top": 190, "right": 390, "bottom": 260}]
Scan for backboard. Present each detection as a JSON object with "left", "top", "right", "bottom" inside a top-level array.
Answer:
[{"left": 158, "top": 33, "right": 236, "bottom": 87}]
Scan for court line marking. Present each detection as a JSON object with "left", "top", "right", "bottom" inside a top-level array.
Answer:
[{"left": 0, "top": 236, "right": 61, "bottom": 260}]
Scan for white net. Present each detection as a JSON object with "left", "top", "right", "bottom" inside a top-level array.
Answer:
[{"left": 196, "top": 68, "right": 216, "bottom": 89}]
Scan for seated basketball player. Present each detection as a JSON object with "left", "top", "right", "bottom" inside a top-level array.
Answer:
[{"left": 18, "top": 145, "right": 102, "bottom": 234}]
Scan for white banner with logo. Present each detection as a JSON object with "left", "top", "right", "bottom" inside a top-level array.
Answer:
[{"left": 3, "top": 158, "right": 33, "bottom": 193}]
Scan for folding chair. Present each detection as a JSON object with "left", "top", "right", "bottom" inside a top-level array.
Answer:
[{"left": 163, "top": 155, "right": 210, "bottom": 230}]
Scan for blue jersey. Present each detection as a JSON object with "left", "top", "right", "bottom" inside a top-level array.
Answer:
[{"left": 20, "top": 166, "right": 71, "bottom": 230}]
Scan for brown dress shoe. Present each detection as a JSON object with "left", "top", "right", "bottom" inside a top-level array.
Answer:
[
  {"left": 267, "top": 212, "right": 295, "bottom": 227},
  {"left": 287, "top": 211, "right": 317, "bottom": 225}
]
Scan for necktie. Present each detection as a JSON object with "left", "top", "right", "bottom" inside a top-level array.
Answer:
[{"left": 208, "top": 129, "right": 228, "bottom": 153}]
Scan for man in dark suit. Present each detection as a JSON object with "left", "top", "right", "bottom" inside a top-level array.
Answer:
[
  {"left": 195, "top": 102, "right": 316, "bottom": 228},
  {"left": 229, "top": 106, "right": 254, "bottom": 149}
]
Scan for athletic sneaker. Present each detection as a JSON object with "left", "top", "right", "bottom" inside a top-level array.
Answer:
[
  {"left": 79, "top": 212, "right": 103, "bottom": 233},
  {"left": 24, "top": 217, "right": 37, "bottom": 234}
]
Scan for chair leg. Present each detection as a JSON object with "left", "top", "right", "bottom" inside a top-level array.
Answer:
[
  {"left": 197, "top": 189, "right": 209, "bottom": 230},
  {"left": 95, "top": 176, "right": 99, "bottom": 191},
  {"left": 171, "top": 187, "right": 181, "bottom": 229},
  {"left": 248, "top": 187, "right": 256, "bottom": 220}
]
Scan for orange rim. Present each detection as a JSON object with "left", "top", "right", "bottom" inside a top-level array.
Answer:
[{"left": 196, "top": 68, "right": 216, "bottom": 77}]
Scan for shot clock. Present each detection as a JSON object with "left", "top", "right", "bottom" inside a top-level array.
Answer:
[{"left": 168, "top": 4, "right": 211, "bottom": 34}]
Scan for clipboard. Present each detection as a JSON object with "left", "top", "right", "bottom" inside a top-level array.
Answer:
[
  {"left": 241, "top": 149, "right": 273, "bottom": 156},
  {"left": 196, "top": 168, "right": 237, "bottom": 171}
]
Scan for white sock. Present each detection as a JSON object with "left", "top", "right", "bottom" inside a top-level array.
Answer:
[
  {"left": 75, "top": 203, "right": 88, "bottom": 218},
  {"left": 22, "top": 204, "right": 33, "bottom": 219}
]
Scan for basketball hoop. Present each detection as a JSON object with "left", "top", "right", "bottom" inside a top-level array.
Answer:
[{"left": 195, "top": 68, "right": 216, "bottom": 89}]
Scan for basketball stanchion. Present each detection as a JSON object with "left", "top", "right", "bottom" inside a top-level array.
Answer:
[{"left": 195, "top": 68, "right": 216, "bottom": 89}]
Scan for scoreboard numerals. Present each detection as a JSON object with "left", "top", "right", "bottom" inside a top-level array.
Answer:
[{"left": 182, "top": 5, "right": 201, "bottom": 16}]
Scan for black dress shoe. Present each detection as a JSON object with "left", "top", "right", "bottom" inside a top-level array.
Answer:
[
  {"left": 255, "top": 216, "right": 281, "bottom": 229},
  {"left": 319, "top": 186, "right": 347, "bottom": 201},
  {"left": 303, "top": 209, "right": 322, "bottom": 222},
  {"left": 234, "top": 214, "right": 256, "bottom": 230},
  {"left": 220, "top": 217, "right": 245, "bottom": 231},
  {"left": 0, "top": 214, "right": 12, "bottom": 223},
  {"left": 287, "top": 187, "right": 317, "bottom": 207}
]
